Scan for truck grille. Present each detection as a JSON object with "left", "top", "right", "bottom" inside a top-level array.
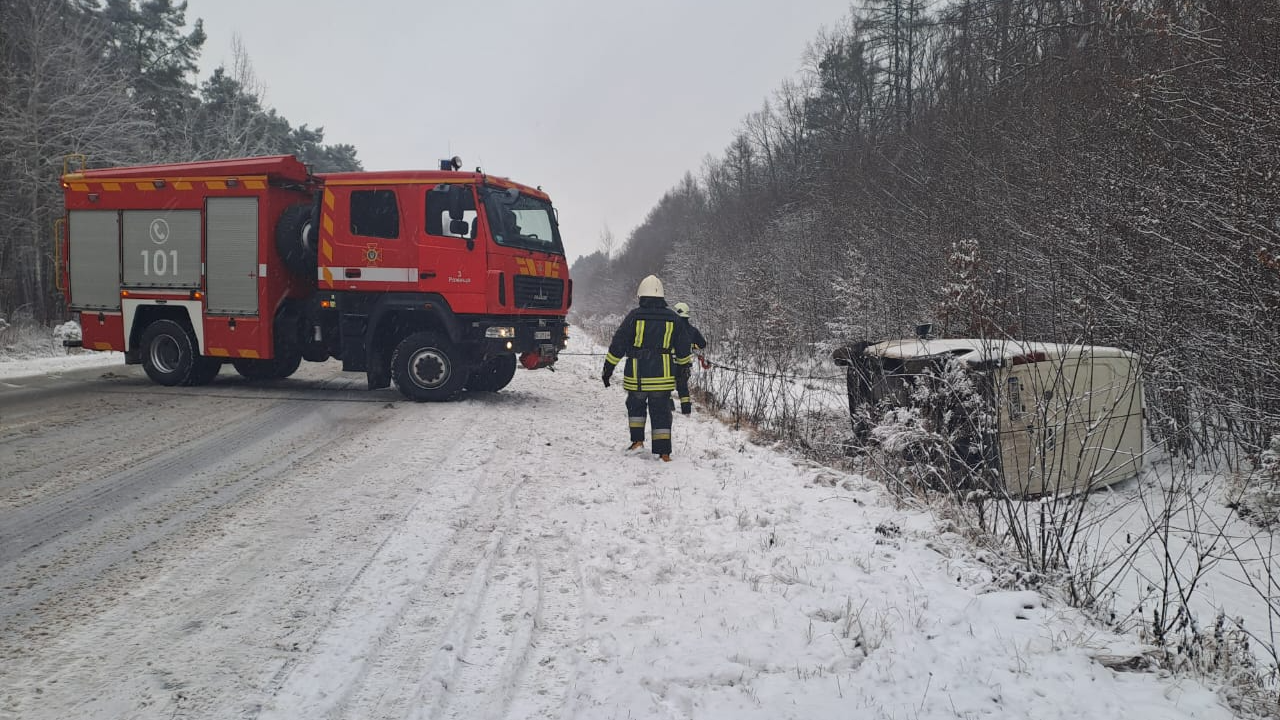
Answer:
[{"left": 512, "top": 276, "right": 564, "bottom": 309}]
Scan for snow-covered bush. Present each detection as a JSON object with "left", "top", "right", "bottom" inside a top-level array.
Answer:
[
  {"left": 1144, "top": 610, "right": 1277, "bottom": 716},
  {"left": 0, "top": 316, "right": 81, "bottom": 359},
  {"left": 863, "top": 355, "right": 999, "bottom": 498},
  {"left": 571, "top": 312, "right": 622, "bottom": 346},
  {"left": 53, "top": 320, "right": 82, "bottom": 344},
  {"left": 1228, "top": 434, "right": 1280, "bottom": 529}
]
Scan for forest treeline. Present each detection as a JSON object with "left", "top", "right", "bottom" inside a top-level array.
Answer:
[
  {"left": 571, "top": 0, "right": 1280, "bottom": 458},
  {"left": 0, "top": 0, "right": 361, "bottom": 323}
]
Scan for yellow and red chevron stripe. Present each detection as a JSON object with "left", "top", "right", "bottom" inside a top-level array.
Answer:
[{"left": 61, "top": 176, "right": 269, "bottom": 193}]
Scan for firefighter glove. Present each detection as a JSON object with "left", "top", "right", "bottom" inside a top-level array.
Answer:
[
  {"left": 681, "top": 400, "right": 692, "bottom": 415},
  {"left": 601, "top": 363, "right": 613, "bottom": 388}
]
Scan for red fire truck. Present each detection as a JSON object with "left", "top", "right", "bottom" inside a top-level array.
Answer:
[{"left": 58, "top": 155, "right": 570, "bottom": 401}]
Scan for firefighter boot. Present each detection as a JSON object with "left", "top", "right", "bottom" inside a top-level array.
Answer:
[
  {"left": 627, "top": 441, "right": 645, "bottom": 451},
  {"left": 659, "top": 454, "right": 672, "bottom": 462}
]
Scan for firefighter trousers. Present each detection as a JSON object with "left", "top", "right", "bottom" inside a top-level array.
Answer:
[{"left": 626, "top": 390, "right": 674, "bottom": 455}]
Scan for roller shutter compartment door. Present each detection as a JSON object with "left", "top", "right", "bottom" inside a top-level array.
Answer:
[
  {"left": 68, "top": 210, "right": 121, "bottom": 310},
  {"left": 205, "top": 197, "right": 260, "bottom": 316},
  {"left": 121, "top": 210, "right": 202, "bottom": 289}
]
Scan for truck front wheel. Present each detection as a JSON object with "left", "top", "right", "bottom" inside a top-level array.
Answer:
[
  {"left": 465, "top": 354, "right": 517, "bottom": 392},
  {"left": 391, "top": 331, "right": 467, "bottom": 401},
  {"left": 140, "top": 319, "right": 197, "bottom": 386}
]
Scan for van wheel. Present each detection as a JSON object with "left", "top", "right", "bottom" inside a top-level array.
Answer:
[
  {"left": 276, "top": 203, "right": 319, "bottom": 278},
  {"left": 465, "top": 354, "right": 517, "bottom": 392},
  {"left": 392, "top": 331, "right": 467, "bottom": 401},
  {"left": 140, "top": 319, "right": 196, "bottom": 386}
]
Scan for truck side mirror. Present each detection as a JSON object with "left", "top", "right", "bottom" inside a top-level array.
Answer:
[{"left": 448, "top": 186, "right": 465, "bottom": 221}]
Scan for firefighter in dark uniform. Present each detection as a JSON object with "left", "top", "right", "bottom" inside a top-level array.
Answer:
[
  {"left": 671, "top": 301, "right": 706, "bottom": 414},
  {"left": 601, "top": 275, "right": 693, "bottom": 461},
  {"left": 672, "top": 302, "right": 707, "bottom": 351}
]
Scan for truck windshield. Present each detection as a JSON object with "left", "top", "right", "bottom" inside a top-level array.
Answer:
[{"left": 483, "top": 189, "right": 564, "bottom": 255}]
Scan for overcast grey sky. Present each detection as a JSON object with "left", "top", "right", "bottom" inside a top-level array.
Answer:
[{"left": 184, "top": 0, "right": 852, "bottom": 261}]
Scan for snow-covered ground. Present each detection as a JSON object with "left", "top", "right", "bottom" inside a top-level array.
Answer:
[
  {"left": 0, "top": 335, "right": 1240, "bottom": 719},
  {"left": 0, "top": 349, "right": 123, "bottom": 381},
  {"left": 697, "top": 341, "right": 1280, "bottom": 688}
]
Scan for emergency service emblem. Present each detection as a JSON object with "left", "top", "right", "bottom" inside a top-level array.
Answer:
[
  {"left": 149, "top": 218, "right": 170, "bottom": 244},
  {"left": 364, "top": 244, "right": 383, "bottom": 265}
]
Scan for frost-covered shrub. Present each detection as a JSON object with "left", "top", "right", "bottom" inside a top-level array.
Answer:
[
  {"left": 1141, "top": 610, "right": 1277, "bottom": 716},
  {"left": 53, "top": 321, "right": 82, "bottom": 344},
  {"left": 0, "top": 317, "right": 82, "bottom": 358},
  {"left": 1229, "top": 434, "right": 1280, "bottom": 528},
  {"left": 864, "top": 356, "right": 999, "bottom": 498},
  {"left": 1265, "top": 437, "right": 1280, "bottom": 482}
]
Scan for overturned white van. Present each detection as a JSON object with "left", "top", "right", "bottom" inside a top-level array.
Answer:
[{"left": 849, "top": 338, "right": 1144, "bottom": 496}]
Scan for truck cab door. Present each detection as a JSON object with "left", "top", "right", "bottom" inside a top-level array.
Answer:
[
  {"left": 417, "top": 183, "right": 485, "bottom": 313},
  {"left": 321, "top": 186, "right": 416, "bottom": 291}
]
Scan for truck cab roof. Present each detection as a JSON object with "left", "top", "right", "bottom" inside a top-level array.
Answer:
[{"left": 316, "top": 170, "right": 550, "bottom": 201}]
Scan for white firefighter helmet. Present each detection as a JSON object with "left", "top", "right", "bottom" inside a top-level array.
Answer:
[
  {"left": 673, "top": 302, "right": 690, "bottom": 318},
  {"left": 636, "top": 274, "right": 664, "bottom": 298}
]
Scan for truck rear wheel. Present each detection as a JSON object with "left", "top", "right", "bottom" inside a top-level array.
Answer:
[
  {"left": 465, "top": 354, "right": 517, "bottom": 392},
  {"left": 232, "top": 353, "right": 302, "bottom": 381},
  {"left": 391, "top": 331, "right": 467, "bottom": 401},
  {"left": 276, "top": 203, "right": 318, "bottom": 278},
  {"left": 140, "top": 319, "right": 197, "bottom": 386},
  {"left": 188, "top": 356, "right": 223, "bottom": 386}
]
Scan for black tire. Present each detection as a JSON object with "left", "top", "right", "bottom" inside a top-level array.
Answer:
[
  {"left": 232, "top": 358, "right": 275, "bottom": 381},
  {"left": 187, "top": 356, "right": 223, "bottom": 386},
  {"left": 234, "top": 306, "right": 305, "bottom": 381},
  {"left": 301, "top": 342, "right": 330, "bottom": 363},
  {"left": 465, "top": 353, "right": 517, "bottom": 392},
  {"left": 276, "top": 203, "right": 319, "bottom": 279},
  {"left": 391, "top": 331, "right": 468, "bottom": 401},
  {"left": 276, "top": 351, "right": 303, "bottom": 378},
  {"left": 232, "top": 353, "right": 301, "bottom": 381},
  {"left": 140, "top": 319, "right": 197, "bottom": 386}
]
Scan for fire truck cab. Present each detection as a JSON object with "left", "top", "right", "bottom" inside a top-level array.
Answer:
[{"left": 59, "top": 155, "right": 570, "bottom": 401}]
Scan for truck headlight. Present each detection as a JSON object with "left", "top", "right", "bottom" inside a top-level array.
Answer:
[{"left": 485, "top": 326, "right": 515, "bottom": 339}]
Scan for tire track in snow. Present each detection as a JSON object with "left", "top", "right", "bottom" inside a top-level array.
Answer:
[
  {"left": 410, "top": 473, "right": 531, "bottom": 720},
  {"left": 0, "top": 402, "right": 346, "bottom": 633},
  {"left": 502, "top": 525, "right": 582, "bottom": 720},
  {"left": 436, "top": 518, "right": 582, "bottom": 720},
  {"left": 257, "top": 424, "right": 523, "bottom": 720},
  {"left": 249, "top": 413, "right": 485, "bottom": 717},
  {"left": 421, "top": 401, "right": 584, "bottom": 720},
  {"left": 0, "top": 401, "right": 308, "bottom": 564}
]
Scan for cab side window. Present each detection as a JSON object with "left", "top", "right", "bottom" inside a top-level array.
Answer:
[
  {"left": 350, "top": 190, "right": 399, "bottom": 239},
  {"left": 426, "top": 185, "right": 477, "bottom": 239}
]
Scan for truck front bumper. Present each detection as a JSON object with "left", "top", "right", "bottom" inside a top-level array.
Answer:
[{"left": 462, "top": 316, "right": 569, "bottom": 357}]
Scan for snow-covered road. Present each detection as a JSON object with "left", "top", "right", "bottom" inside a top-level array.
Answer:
[{"left": 0, "top": 342, "right": 1233, "bottom": 719}]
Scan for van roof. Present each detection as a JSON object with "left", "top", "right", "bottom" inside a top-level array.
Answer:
[{"left": 866, "top": 338, "right": 1135, "bottom": 365}]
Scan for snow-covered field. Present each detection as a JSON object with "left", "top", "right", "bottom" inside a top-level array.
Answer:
[{"left": 0, "top": 334, "right": 1239, "bottom": 719}]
